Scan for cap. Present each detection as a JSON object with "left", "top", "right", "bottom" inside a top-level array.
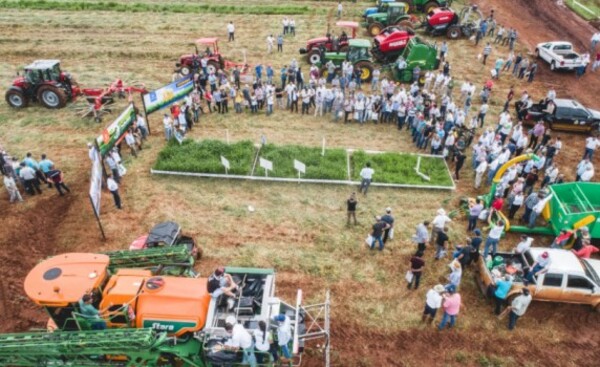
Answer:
[
  {"left": 473, "top": 229, "right": 481, "bottom": 236},
  {"left": 225, "top": 316, "right": 237, "bottom": 325},
  {"left": 385, "top": 207, "right": 392, "bottom": 213},
  {"left": 433, "top": 284, "right": 445, "bottom": 293},
  {"left": 437, "top": 208, "right": 446, "bottom": 216},
  {"left": 541, "top": 251, "right": 549, "bottom": 259}
]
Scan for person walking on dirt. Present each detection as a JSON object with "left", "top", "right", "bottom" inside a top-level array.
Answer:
[
  {"left": 493, "top": 274, "right": 513, "bottom": 315},
  {"left": 422, "top": 284, "right": 445, "bottom": 324},
  {"left": 438, "top": 285, "right": 463, "bottom": 330},
  {"left": 431, "top": 208, "right": 451, "bottom": 246},
  {"left": 19, "top": 162, "right": 41, "bottom": 195},
  {"left": 518, "top": 58, "right": 529, "bottom": 79},
  {"left": 381, "top": 207, "right": 394, "bottom": 244},
  {"left": 476, "top": 19, "right": 488, "bottom": 46},
  {"left": 277, "top": 34, "right": 283, "bottom": 53},
  {"left": 482, "top": 43, "right": 492, "bottom": 65},
  {"left": 527, "top": 61, "right": 538, "bottom": 83},
  {"left": 408, "top": 251, "right": 425, "bottom": 290},
  {"left": 337, "top": 1, "right": 343, "bottom": 19},
  {"left": 414, "top": 221, "right": 430, "bottom": 253},
  {"left": 507, "top": 288, "right": 531, "bottom": 330},
  {"left": 227, "top": 21, "right": 235, "bottom": 42},
  {"left": 106, "top": 174, "right": 121, "bottom": 210},
  {"left": 346, "top": 192, "right": 358, "bottom": 225},
  {"left": 3, "top": 173, "right": 23, "bottom": 203},
  {"left": 369, "top": 216, "right": 390, "bottom": 251},
  {"left": 47, "top": 169, "right": 71, "bottom": 196},
  {"left": 358, "top": 162, "right": 374, "bottom": 195}
]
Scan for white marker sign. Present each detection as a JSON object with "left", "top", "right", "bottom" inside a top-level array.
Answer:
[
  {"left": 259, "top": 157, "right": 273, "bottom": 177},
  {"left": 220, "top": 155, "right": 230, "bottom": 174},
  {"left": 293, "top": 159, "right": 306, "bottom": 174}
]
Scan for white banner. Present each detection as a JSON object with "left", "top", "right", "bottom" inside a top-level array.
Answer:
[{"left": 89, "top": 149, "right": 103, "bottom": 215}]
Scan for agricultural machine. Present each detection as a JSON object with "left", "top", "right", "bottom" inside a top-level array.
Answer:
[
  {"left": 129, "top": 221, "right": 202, "bottom": 260},
  {"left": 371, "top": 25, "right": 416, "bottom": 62},
  {"left": 363, "top": 0, "right": 397, "bottom": 19},
  {"left": 0, "top": 252, "right": 331, "bottom": 367},
  {"left": 422, "top": 5, "right": 483, "bottom": 39},
  {"left": 177, "top": 37, "right": 252, "bottom": 80},
  {"left": 363, "top": 0, "right": 451, "bottom": 20},
  {"left": 299, "top": 21, "right": 359, "bottom": 64},
  {"left": 5, "top": 60, "right": 146, "bottom": 122},
  {"left": 318, "top": 39, "right": 376, "bottom": 82},
  {"left": 392, "top": 37, "right": 440, "bottom": 83},
  {"left": 364, "top": 2, "right": 418, "bottom": 36},
  {"left": 480, "top": 154, "right": 600, "bottom": 242}
]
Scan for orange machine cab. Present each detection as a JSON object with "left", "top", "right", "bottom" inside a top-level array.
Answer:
[{"left": 24, "top": 253, "right": 211, "bottom": 337}]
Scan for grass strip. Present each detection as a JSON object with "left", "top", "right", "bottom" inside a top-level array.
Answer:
[
  {"left": 0, "top": 0, "right": 313, "bottom": 15},
  {"left": 351, "top": 150, "right": 454, "bottom": 187}
]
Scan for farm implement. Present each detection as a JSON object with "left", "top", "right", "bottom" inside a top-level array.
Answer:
[
  {"left": 5, "top": 60, "right": 147, "bottom": 122},
  {"left": 0, "top": 250, "right": 331, "bottom": 366}
]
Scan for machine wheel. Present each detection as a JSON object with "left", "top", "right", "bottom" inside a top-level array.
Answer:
[
  {"left": 550, "top": 61, "right": 556, "bottom": 71},
  {"left": 207, "top": 60, "right": 220, "bottom": 75},
  {"left": 37, "top": 85, "right": 67, "bottom": 109},
  {"left": 424, "top": 1, "right": 439, "bottom": 13},
  {"left": 5, "top": 88, "right": 29, "bottom": 108},
  {"left": 446, "top": 25, "right": 462, "bottom": 40},
  {"left": 355, "top": 61, "right": 374, "bottom": 82},
  {"left": 398, "top": 20, "right": 414, "bottom": 29},
  {"left": 180, "top": 65, "right": 192, "bottom": 76},
  {"left": 368, "top": 22, "right": 384, "bottom": 36},
  {"left": 308, "top": 50, "right": 322, "bottom": 65}
]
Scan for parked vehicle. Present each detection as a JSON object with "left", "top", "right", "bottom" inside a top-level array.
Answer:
[
  {"left": 476, "top": 248, "right": 600, "bottom": 311},
  {"left": 177, "top": 37, "right": 252, "bottom": 78},
  {"left": 422, "top": 5, "right": 482, "bottom": 39},
  {"left": 318, "top": 39, "right": 376, "bottom": 82},
  {"left": 535, "top": 41, "right": 586, "bottom": 71},
  {"left": 392, "top": 37, "right": 439, "bottom": 83},
  {"left": 363, "top": 0, "right": 397, "bottom": 19},
  {"left": 129, "top": 221, "right": 201, "bottom": 260},
  {"left": 299, "top": 21, "right": 359, "bottom": 64},
  {"left": 521, "top": 98, "right": 600, "bottom": 133},
  {"left": 363, "top": 0, "right": 450, "bottom": 20},
  {"left": 364, "top": 3, "right": 416, "bottom": 37},
  {"left": 371, "top": 25, "right": 415, "bottom": 62}
]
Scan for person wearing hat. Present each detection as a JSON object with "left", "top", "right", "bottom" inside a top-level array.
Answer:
[
  {"left": 422, "top": 284, "right": 445, "bottom": 324},
  {"left": 271, "top": 314, "right": 292, "bottom": 362},
  {"left": 207, "top": 267, "right": 239, "bottom": 299},
  {"left": 438, "top": 285, "right": 464, "bottom": 330},
  {"left": 224, "top": 316, "right": 256, "bottom": 367},
  {"left": 431, "top": 209, "right": 452, "bottom": 246},
  {"left": 381, "top": 207, "right": 395, "bottom": 244},
  {"left": 447, "top": 260, "right": 462, "bottom": 289},
  {"left": 508, "top": 288, "right": 532, "bottom": 330},
  {"left": 493, "top": 274, "right": 513, "bottom": 315},
  {"left": 525, "top": 251, "right": 552, "bottom": 283},
  {"left": 369, "top": 216, "right": 390, "bottom": 251}
]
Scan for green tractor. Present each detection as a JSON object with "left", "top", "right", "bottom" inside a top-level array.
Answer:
[
  {"left": 392, "top": 37, "right": 440, "bottom": 83},
  {"left": 364, "top": 2, "right": 415, "bottom": 37},
  {"left": 319, "top": 39, "right": 376, "bottom": 82}
]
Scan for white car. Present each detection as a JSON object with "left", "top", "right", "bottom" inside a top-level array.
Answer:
[{"left": 535, "top": 41, "right": 585, "bottom": 71}]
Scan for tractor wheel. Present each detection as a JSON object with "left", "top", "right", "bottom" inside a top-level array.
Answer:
[
  {"left": 180, "top": 65, "right": 192, "bottom": 76},
  {"left": 5, "top": 87, "right": 29, "bottom": 109},
  {"left": 368, "top": 22, "right": 384, "bottom": 37},
  {"left": 398, "top": 20, "right": 414, "bottom": 30},
  {"left": 446, "top": 25, "right": 462, "bottom": 40},
  {"left": 355, "top": 61, "right": 374, "bottom": 82},
  {"left": 308, "top": 50, "right": 322, "bottom": 65},
  {"left": 207, "top": 61, "right": 220, "bottom": 75},
  {"left": 37, "top": 85, "right": 67, "bottom": 109},
  {"left": 424, "top": 1, "right": 439, "bottom": 13}
]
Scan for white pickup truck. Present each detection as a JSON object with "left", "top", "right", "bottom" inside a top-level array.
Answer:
[{"left": 535, "top": 41, "right": 585, "bottom": 71}]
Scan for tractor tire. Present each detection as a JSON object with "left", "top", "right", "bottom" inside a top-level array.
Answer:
[
  {"left": 354, "top": 61, "right": 374, "bottom": 82},
  {"left": 424, "top": 1, "right": 439, "bottom": 13},
  {"left": 207, "top": 61, "right": 220, "bottom": 75},
  {"left": 180, "top": 65, "right": 192, "bottom": 76},
  {"left": 398, "top": 20, "right": 414, "bottom": 29},
  {"left": 446, "top": 25, "right": 462, "bottom": 39},
  {"left": 308, "top": 50, "right": 322, "bottom": 65},
  {"left": 37, "top": 85, "right": 67, "bottom": 109},
  {"left": 368, "top": 22, "right": 384, "bottom": 37},
  {"left": 5, "top": 87, "right": 29, "bottom": 109}
]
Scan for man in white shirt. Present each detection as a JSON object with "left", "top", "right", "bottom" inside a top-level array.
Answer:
[
  {"left": 359, "top": 162, "right": 374, "bottom": 196},
  {"left": 513, "top": 235, "right": 533, "bottom": 254},
  {"left": 106, "top": 174, "right": 121, "bottom": 209},
  {"left": 224, "top": 317, "right": 256, "bottom": 366},
  {"left": 580, "top": 166, "right": 594, "bottom": 182},
  {"left": 483, "top": 219, "right": 504, "bottom": 259},
  {"left": 474, "top": 159, "right": 488, "bottom": 189},
  {"left": 227, "top": 21, "right": 235, "bottom": 42},
  {"left": 337, "top": 1, "right": 343, "bottom": 18},
  {"left": 422, "top": 284, "right": 445, "bottom": 324},
  {"left": 272, "top": 314, "right": 292, "bottom": 361},
  {"left": 431, "top": 208, "right": 452, "bottom": 245},
  {"left": 576, "top": 158, "right": 593, "bottom": 181},
  {"left": 583, "top": 136, "right": 599, "bottom": 160},
  {"left": 526, "top": 251, "right": 552, "bottom": 283},
  {"left": 19, "top": 162, "right": 41, "bottom": 195}
]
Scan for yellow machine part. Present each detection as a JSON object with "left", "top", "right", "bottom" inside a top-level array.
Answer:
[{"left": 493, "top": 154, "right": 535, "bottom": 184}]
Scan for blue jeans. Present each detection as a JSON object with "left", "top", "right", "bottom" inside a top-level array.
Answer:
[
  {"left": 583, "top": 148, "right": 594, "bottom": 160},
  {"left": 164, "top": 127, "right": 172, "bottom": 140},
  {"left": 483, "top": 237, "right": 499, "bottom": 259},
  {"left": 360, "top": 178, "right": 371, "bottom": 195},
  {"left": 467, "top": 215, "right": 478, "bottom": 231},
  {"left": 438, "top": 312, "right": 456, "bottom": 330},
  {"left": 508, "top": 311, "right": 520, "bottom": 330},
  {"left": 528, "top": 210, "right": 539, "bottom": 228},
  {"left": 280, "top": 344, "right": 291, "bottom": 359},
  {"left": 267, "top": 104, "right": 273, "bottom": 116},
  {"left": 397, "top": 115, "right": 406, "bottom": 129},
  {"left": 526, "top": 264, "right": 543, "bottom": 283},
  {"left": 371, "top": 235, "right": 384, "bottom": 251}
]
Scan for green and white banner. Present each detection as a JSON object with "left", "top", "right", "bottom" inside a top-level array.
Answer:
[
  {"left": 143, "top": 76, "right": 194, "bottom": 115},
  {"left": 96, "top": 103, "right": 136, "bottom": 157}
]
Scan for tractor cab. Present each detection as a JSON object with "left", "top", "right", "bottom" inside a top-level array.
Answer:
[
  {"left": 346, "top": 39, "right": 372, "bottom": 63},
  {"left": 335, "top": 20, "right": 359, "bottom": 40},
  {"left": 363, "top": 0, "right": 397, "bottom": 19},
  {"left": 23, "top": 60, "right": 62, "bottom": 84},
  {"left": 365, "top": 2, "right": 412, "bottom": 36},
  {"left": 177, "top": 37, "right": 225, "bottom": 75},
  {"left": 196, "top": 37, "right": 220, "bottom": 57}
]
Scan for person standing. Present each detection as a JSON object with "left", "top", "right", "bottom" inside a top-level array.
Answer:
[
  {"left": 359, "top": 162, "right": 374, "bottom": 196},
  {"left": 467, "top": 199, "right": 483, "bottom": 231},
  {"left": 290, "top": 18, "right": 296, "bottom": 36},
  {"left": 3, "top": 173, "right": 23, "bottom": 203},
  {"left": 39, "top": 154, "right": 55, "bottom": 189},
  {"left": 124, "top": 131, "right": 138, "bottom": 158},
  {"left": 434, "top": 227, "right": 449, "bottom": 260},
  {"left": 369, "top": 216, "right": 390, "bottom": 251},
  {"left": 431, "top": 209, "right": 452, "bottom": 246},
  {"left": 224, "top": 317, "right": 257, "bottom": 367},
  {"left": 346, "top": 192, "right": 358, "bottom": 225},
  {"left": 277, "top": 34, "right": 283, "bottom": 53},
  {"left": 422, "top": 284, "right": 445, "bottom": 324},
  {"left": 272, "top": 314, "right": 292, "bottom": 363},
  {"left": 414, "top": 221, "right": 430, "bottom": 253},
  {"left": 163, "top": 114, "right": 173, "bottom": 140},
  {"left": 336, "top": 1, "right": 343, "bottom": 19},
  {"left": 227, "top": 21, "right": 235, "bottom": 42},
  {"left": 474, "top": 159, "right": 488, "bottom": 189},
  {"left": 107, "top": 174, "right": 122, "bottom": 210},
  {"left": 508, "top": 288, "right": 531, "bottom": 331},
  {"left": 438, "top": 285, "right": 463, "bottom": 330},
  {"left": 266, "top": 34, "right": 274, "bottom": 54},
  {"left": 453, "top": 150, "right": 466, "bottom": 181},
  {"left": 493, "top": 275, "right": 513, "bottom": 315},
  {"left": 408, "top": 251, "right": 425, "bottom": 290},
  {"left": 483, "top": 218, "right": 504, "bottom": 259},
  {"left": 583, "top": 136, "right": 599, "bottom": 160},
  {"left": 447, "top": 260, "right": 462, "bottom": 289},
  {"left": 482, "top": 43, "right": 492, "bottom": 65},
  {"left": 381, "top": 207, "right": 394, "bottom": 244},
  {"left": 19, "top": 162, "right": 41, "bottom": 195}
]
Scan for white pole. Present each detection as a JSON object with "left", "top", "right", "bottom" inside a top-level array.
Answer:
[
  {"left": 322, "top": 137, "right": 325, "bottom": 156},
  {"left": 225, "top": 167, "right": 228, "bottom": 175}
]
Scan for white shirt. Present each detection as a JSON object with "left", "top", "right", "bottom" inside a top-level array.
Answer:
[
  {"left": 227, "top": 23, "right": 235, "bottom": 33},
  {"left": 585, "top": 137, "right": 599, "bottom": 150},
  {"left": 3, "top": 176, "right": 17, "bottom": 190},
  {"left": 230, "top": 324, "right": 252, "bottom": 349},
  {"left": 432, "top": 214, "right": 451, "bottom": 229},
  {"left": 581, "top": 168, "right": 594, "bottom": 182},
  {"left": 489, "top": 224, "right": 504, "bottom": 240},
  {"left": 125, "top": 133, "right": 135, "bottom": 146},
  {"left": 515, "top": 237, "right": 533, "bottom": 254},
  {"left": 107, "top": 177, "right": 119, "bottom": 191},
  {"left": 425, "top": 289, "right": 443, "bottom": 309},
  {"left": 253, "top": 329, "right": 271, "bottom": 352},
  {"left": 513, "top": 194, "right": 524, "bottom": 206},
  {"left": 276, "top": 317, "right": 292, "bottom": 346},
  {"left": 476, "top": 160, "right": 488, "bottom": 174},
  {"left": 360, "top": 167, "right": 374, "bottom": 179},
  {"left": 19, "top": 166, "right": 36, "bottom": 180}
]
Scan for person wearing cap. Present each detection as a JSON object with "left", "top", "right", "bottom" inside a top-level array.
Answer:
[
  {"left": 381, "top": 208, "right": 394, "bottom": 244},
  {"left": 369, "top": 216, "right": 390, "bottom": 251},
  {"left": 493, "top": 274, "right": 513, "bottom": 315},
  {"left": 508, "top": 288, "right": 532, "bottom": 330},
  {"left": 207, "top": 267, "right": 238, "bottom": 299},
  {"left": 272, "top": 314, "right": 292, "bottom": 362},
  {"left": 422, "top": 284, "right": 445, "bottom": 324},
  {"left": 525, "top": 251, "right": 552, "bottom": 283},
  {"left": 224, "top": 317, "right": 256, "bottom": 367},
  {"left": 438, "top": 285, "right": 463, "bottom": 330},
  {"left": 513, "top": 235, "right": 533, "bottom": 255},
  {"left": 483, "top": 217, "right": 504, "bottom": 260},
  {"left": 408, "top": 251, "right": 425, "bottom": 290},
  {"left": 572, "top": 239, "right": 599, "bottom": 259},
  {"left": 431, "top": 209, "right": 452, "bottom": 246}
]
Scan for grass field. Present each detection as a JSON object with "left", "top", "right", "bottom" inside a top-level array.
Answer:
[{"left": 0, "top": 1, "right": 597, "bottom": 366}]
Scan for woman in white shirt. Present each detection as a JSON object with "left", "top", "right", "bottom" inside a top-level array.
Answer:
[{"left": 254, "top": 320, "right": 274, "bottom": 363}]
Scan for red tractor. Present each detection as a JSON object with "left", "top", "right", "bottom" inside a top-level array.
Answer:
[
  {"left": 371, "top": 26, "right": 415, "bottom": 63},
  {"left": 423, "top": 5, "right": 483, "bottom": 39},
  {"left": 176, "top": 37, "right": 251, "bottom": 78},
  {"left": 299, "top": 21, "right": 359, "bottom": 65}
]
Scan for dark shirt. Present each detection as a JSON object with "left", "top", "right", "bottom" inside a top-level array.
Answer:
[
  {"left": 436, "top": 231, "right": 449, "bottom": 247},
  {"left": 525, "top": 173, "right": 538, "bottom": 186},
  {"left": 381, "top": 214, "right": 394, "bottom": 226},
  {"left": 372, "top": 221, "right": 387, "bottom": 237},
  {"left": 347, "top": 199, "right": 357, "bottom": 212},
  {"left": 471, "top": 236, "right": 483, "bottom": 251},
  {"left": 455, "top": 153, "right": 466, "bottom": 166},
  {"left": 410, "top": 256, "right": 425, "bottom": 271},
  {"left": 546, "top": 145, "right": 557, "bottom": 159},
  {"left": 458, "top": 246, "right": 471, "bottom": 265}
]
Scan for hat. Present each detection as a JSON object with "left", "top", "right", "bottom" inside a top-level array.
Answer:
[
  {"left": 375, "top": 215, "right": 382, "bottom": 221},
  {"left": 87, "top": 142, "right": 93, "bottom": 148},
  {"left": 437, "top": 208, "right": 446, "bottom": 216},
  {"left": 433, "top": 284, "right": 445, "bottom": 293},
  {"left": 451, "top": 260, "right": 461, "bottom": 269},
  {"left": 385, "top": 207, "right": 392, "bottom": 213},
  {"left": 274, "top": 314, "right": 286, "bottom": 322},
  {"left": 445, "top": 284, "right": 456, "bottom": 294},
  {"left": 225, "top": 316, "right": 237, "bottom": 325},
  {"left": 541, "top": 251, "right": 549, "bottom": 259},
  {"left": 473, "top": 229, "right": 482, "bottom": 236}
]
